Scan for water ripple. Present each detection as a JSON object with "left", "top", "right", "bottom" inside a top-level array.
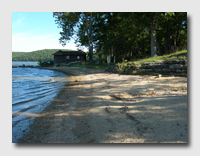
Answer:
[{"left": 12, "top": 67, "right": 67, "bottom": 142}]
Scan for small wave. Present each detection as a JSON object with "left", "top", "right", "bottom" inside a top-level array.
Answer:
[
  {"left": 12, "top": 94, "right": 48, "bottom": 106},
  {"left": 25, "top": 86, "right": 53, "bottom": 95},
  {"left": 12, "top": 67, "right": 67, "bottom": 142},
  {"left": 12, "top": 75, "right": 55, "bottom": 82},
  {"left": 12, "top": 105, "right": 38, "bottom": 119},
  {"left": 36, "top": 89, "right": 54, "bottom": 96},
  {"left": 24, "top": 86, "right": 41, "bottom": 90}
]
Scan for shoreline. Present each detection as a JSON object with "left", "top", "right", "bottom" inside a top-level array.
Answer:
[
  {"left": 18, "top": 67, "right": 86, "bottom": 143},
  {"left": 12, "top": 67, "right": 70, "bottom": 143},
  {"left": 18, "top": 66, "right": 187, "bottom": 143}
]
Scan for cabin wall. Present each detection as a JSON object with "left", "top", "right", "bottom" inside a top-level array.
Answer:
[{"left": 54, "top": 55, "right": 86, "bottom": 65}]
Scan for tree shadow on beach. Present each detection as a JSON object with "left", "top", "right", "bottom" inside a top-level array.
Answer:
[{"left": 15, "top": 69, "right": 188, "bottom": 144}]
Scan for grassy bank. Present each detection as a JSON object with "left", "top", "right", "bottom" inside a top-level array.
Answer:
[
  {"left": 124, "top": 50, "right": 187, "bottom": 66},
  {"left": 63, "top": 62, "right": 116, "bottom": 70},
  {"left": 61, "top": 50, "right": 187, "bottom": 75}
]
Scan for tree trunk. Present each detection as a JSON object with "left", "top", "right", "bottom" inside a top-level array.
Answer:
[
  {"left": 175, "top": 28, "right": 179, "bottom": 51},
  {"left": 150, "top": 13, "right": 157, "bottom": 57},
  {"left": 156, "top": 35, "right": 161, "bottom": 56},
  {"left": 98, "top": 52, "right": 102, "bottom": 64},
  {"left": 138, "top": 40, "right": 140, "bottom": 59},
  {"left": 142, "top": 33, "right": 145, "bottom": 57},
  {"left": 88, "top": 13, "right": 93, "bottom": 63},
  {"left": 111, "top": 45, "right": 115, "bottom": 63},
  {"left": 137, "top": 27, "right": 140, "bottom": 59},
  {"left": 168, "top": 27, "right": 172, "bottom": 53},
  {"left": 89, "top": 42, "right": 93, "bottom": 63},
  {"left": 131, "top": 35, "right": 135, "bottom": 61},
  {"left": 165, "top": 26, "right": 169, "bottom": 54},
  {"left": 131, "top": 48, "right": 133, "bottom": 61}
]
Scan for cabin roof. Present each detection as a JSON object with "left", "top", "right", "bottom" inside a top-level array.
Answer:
[{"left": 53, "top": 50, "right": 86, "bottom": 56}]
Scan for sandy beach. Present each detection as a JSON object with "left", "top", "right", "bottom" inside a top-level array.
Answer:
[{"left": 19, "top": 66, "right": 187, "bottom": 143}]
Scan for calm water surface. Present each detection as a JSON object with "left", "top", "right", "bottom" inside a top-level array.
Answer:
[
  {"left": 12, "top": 62, "right": 67, "bottom": 142},
  {"left": 12, "top": 61, "right": 39, "bottom": 66}
]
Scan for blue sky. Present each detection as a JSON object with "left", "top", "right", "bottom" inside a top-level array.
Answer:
[{"left": 12, "top": 12, "right": 83, "bottom": 52}]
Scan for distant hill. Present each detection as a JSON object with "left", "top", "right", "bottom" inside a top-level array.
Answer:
[{"left": 12, "top": 49, "right": 77, "bottom": 61}]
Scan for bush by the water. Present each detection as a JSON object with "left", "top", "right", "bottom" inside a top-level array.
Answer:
[{"left": 38, "top": 59, "right": 54, "bottom": 67}]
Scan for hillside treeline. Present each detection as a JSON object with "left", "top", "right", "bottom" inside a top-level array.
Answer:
[
  {"left": 12, "top": 49, "right": 74, "bottom": 61},
  {"left": 54, "top": 12, "right": 187, "bottom": 63}
]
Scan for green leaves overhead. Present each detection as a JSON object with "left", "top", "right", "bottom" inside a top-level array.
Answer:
[
  {"left": 53, "top": 12, "right": 187, "bottom": 62},
  {"left": 53, "top": 12, "right": 81, "bottom": 46},
  {"left": 167, "top": 12, "right": 175, "bottom": 16}
]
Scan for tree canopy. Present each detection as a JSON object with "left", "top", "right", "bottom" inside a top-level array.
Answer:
[{"left": 53, "top": 12, "right": 187, "bottom": 63}]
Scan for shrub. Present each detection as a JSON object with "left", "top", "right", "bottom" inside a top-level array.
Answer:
[
  {"left": 38, "top": 59, "right": 54, "bottom": 67},
  {"left": 38, "top": 59, "right": 42, "bottom": 66},
  {"left": 117, "top": 62, "right": 125, "bottom": 74}
]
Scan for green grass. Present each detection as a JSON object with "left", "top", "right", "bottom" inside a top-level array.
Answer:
[
  {"left": 63, "top": 50, "right": 187, "bottom": 71},
  {"left": 123, "top": 50, "right": 187, "bottom": 66},
  {"left": 63, "top": 62, "right": 115, "bottom": 70}
]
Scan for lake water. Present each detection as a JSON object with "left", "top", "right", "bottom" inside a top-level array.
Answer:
[
  {"left": 12, "top": 62, "right": 67, "bottom": 143},
  {"left": 12, "top": 61, "right": 39, "bottom": 67}
]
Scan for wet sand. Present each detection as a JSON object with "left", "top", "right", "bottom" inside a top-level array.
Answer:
[{"left": 19, "top": 66, "right": 187, "bottom": 143}]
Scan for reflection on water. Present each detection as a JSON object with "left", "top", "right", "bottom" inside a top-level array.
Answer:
[{"left": 12, "top": 67, "right": 67, "bottom": 143}]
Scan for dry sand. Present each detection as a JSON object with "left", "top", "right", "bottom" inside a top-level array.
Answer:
[{"left": 19, "top": 67, "right": 187, "bottom": 143}]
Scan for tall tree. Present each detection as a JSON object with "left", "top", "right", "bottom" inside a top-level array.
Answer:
[
  {"left": 150, "top": 12, "right": 157, "bottom": 57},
  {"left": 53, "top": 12, "right": 187, "bottom": 62},
  {"left": 53, "top": 12, "right": 97, "bottom": 63}
]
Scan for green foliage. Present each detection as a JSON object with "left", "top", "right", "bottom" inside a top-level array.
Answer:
[
  {"left": 38, "top": 59, "right": 54, "bottom": 67},
  {"left": 167, "top": 12, "right": 175, "bottom": 16},
  {"left": 117, "top": 62, "right": 125, "bottom": 74},
  {"left": 64, "top": 62, "right": 115, "bottom": 70},
  {"left": 115, "top": 50, "right": 187, "bottom": 75},
  {"left": 38, "top": 58, "right": 42, "bottom": 66},
  {"left": 120, "top": 50, "right": 187, "bottom": 66},
  {"left": 53, "top": 12, "right": 97, "bottom": 62},
  {"left": 52, "top": 12, "right": 187, "bottom": 63},
  {"left": 122, "top": 58, "right": 125, "bottom": 63},
  {"left": 12, "top": 49, "right": 75, "bottom": 61}
]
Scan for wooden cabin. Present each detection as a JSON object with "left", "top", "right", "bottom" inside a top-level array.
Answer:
[{"left": 53, "top": 50, "right": 86, "bottom": 65}]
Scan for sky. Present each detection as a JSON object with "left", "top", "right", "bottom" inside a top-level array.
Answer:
[{"left": 12, "top": 12, "right": 85, "bottom": 52}]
